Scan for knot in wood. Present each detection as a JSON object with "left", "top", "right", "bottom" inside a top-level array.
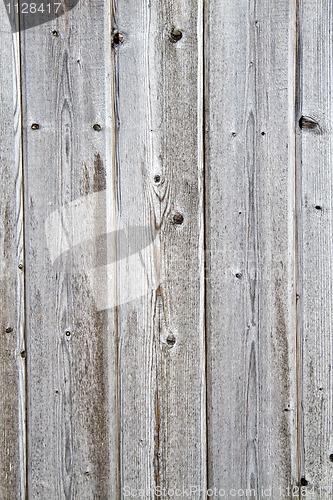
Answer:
[{"left": 299, "top": 116, "right": 319, "bottom": 130}]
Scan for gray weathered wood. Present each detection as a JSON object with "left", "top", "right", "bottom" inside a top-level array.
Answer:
[
  {"left": 0, "top": 5, "right": 26, "bottom": 499},
  {"left": 20, "top": 4, "right": 118, "bottom": 498},
  {"left": 205, "top": 0, "right": 298, "bottom": 496},
  {"left": 297, "top": 0, "right": 333, "bottom": 495},
  {"left": 113, "top": 0, "right": 206, "bottom": 496},
  {"left": 3, "top": 0, "right": 333, "bottom": 497}
]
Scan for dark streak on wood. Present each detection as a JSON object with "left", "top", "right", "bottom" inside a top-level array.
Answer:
[
  {"left": 60, "top": 338, "right": 74, "bottom": 499},
  {"left": 246, "top": 341, "right": 259, "bottom": 494},
  {"left": 154, "top": 390, "right": 161, "bottom": 494},
  {"left": 245, "top": 107, "right": 260, "bottom": 495},
  {"left": 93, "top": 153, "right": 106, "bottom": 192}
]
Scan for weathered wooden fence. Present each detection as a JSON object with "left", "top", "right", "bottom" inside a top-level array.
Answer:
[{"left": 1, "top": 0, "right": 333, "bottom": 498}]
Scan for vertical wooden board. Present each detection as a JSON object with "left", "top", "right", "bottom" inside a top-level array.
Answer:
[
  {"left": 205, "top": 0, "right": 297, "bottom": 496},
  {"left": 0, "top": 6, "right": 26, "bottom": 500},
  {"left": 113, "top": 0, "right": 205, "bottom": 496},
  {"left": 20, "top": 2, "right": 118, "bottom": 498},
  {"left": 297, "top": 0, "right": 333, "bottom": 495}
]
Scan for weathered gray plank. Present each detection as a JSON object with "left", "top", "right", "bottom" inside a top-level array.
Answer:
[
  {"left": 205, "top": 0, "right": 297, "bottom": 496},
  {"left": 0, "top": 6, "right": 26, "bottom": 499},
  {"left": 20, "top": 3, "right": 118, "bottom": 498},
  {"left": 113, "top": 0, "right": 206, "bottom": 496},
  {"left": 297, "top": 0, "right": 333, "bottom": 495}
]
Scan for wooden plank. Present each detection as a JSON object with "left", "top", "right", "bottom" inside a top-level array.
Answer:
[
  {"left": 297, "top": 0, "right": 333, "bottom": 495},
  {"left": 0, "top": 6, "right": 26, "bottom": 499},
  {"left": 113, "top": 0, "right": 206, "bottom": 496},
  {"left": 19, "top": 3, "right": 118, "bottom": 498},
  {"left": 205, "top": 0, "right": 298, "bottom": 496}
]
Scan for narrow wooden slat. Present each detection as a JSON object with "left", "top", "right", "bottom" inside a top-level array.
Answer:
[
  {"left": 0, "top": 6, "right": 26, "bottom": 499},
  {"left": 20, "top": 4, "right": 118, "bottom": 498},
  {"left": 205, "top": 0, "right": 298, "bottom": 495},
  {"left": 113, "top": 0, "right": 206, "bottom": 496},
  {"left": 297, "top": 0, "right": 333, "bottom": 495}
]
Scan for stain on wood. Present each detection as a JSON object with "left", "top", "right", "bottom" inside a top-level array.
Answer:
[{"left": 93, "top": 153, "right": 106, "bottom": 192}]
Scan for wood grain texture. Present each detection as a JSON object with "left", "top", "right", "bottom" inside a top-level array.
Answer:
[
  {"left": 113, "top": 0, "right": 206, "bottom": 496},
  {"left": 205, "top": 0, "right": 298, "bottom": 496},
  {"left": 20, "top": 3, "right": 118, "bottom": 498},
  {"left": 3, "top": 0, "right": 333, "bottom": 497},
  {"left": 297, "top": 0, "right": 333, "bottom": 495},
  {"left": 0, "top": 5, "right": 26, "bottom": 499}
]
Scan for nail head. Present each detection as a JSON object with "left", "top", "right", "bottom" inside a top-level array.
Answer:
[
  {"left": 113, "top": 32, "right": 124, "bottom": 45},
  {"left": 166, "top": 334, "right": 176, "bottom": 346},
  {"left": 31, "top": 123, "right": 39, "bottom": 130},
  {"left": 93, "top": 124, "right": 102, "bottom": 131},
  {"left": 173, "top": 213, "right": 184, "bottom": 225},
  {"left": 170, "top": 28, "right": 182, "bottom": 42}
]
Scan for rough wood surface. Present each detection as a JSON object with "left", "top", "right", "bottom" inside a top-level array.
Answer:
[
  {"left": 297, "top": 0, "right": 333, "bottom": 495},
  {"left": 19, "top": 4, "right": 118, "bottom": 498},
  {"left": 0, "top": 5, "right": 26, "bottom": 499},
  {"left": 205, "top": 1, "right": 298, "bottom": 496},
  {"left": 113, "top": 0, "right": 206, "bottom": 497},
  {"left": 2, "top": 0, "right": 333, "bottom": 497}
]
